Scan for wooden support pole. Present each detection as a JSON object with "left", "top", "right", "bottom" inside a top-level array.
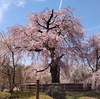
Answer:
[{"left": 36, "top": 80, "right": 39, "bottom": 99}]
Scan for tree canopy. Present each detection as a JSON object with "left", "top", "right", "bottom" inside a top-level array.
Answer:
[{"left": 8, "top": 7, "right": 85, "bottom": 83}]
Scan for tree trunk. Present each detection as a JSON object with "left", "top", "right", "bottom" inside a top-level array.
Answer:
[
  {"left": 8, "top": 76, "right": 14, "bottom": 93},
  {"left": 8, "top": 72, "right": 14, "bottom": 93},
  {"left": 50, "top": 60, "right": 60, "bottom": 83},
  {"left": 10, "top": 87, "right": 14, "bottom": 93}
]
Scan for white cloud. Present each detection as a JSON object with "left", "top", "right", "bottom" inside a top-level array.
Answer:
[
  {"left": 0, "top": 1, "right": 10, "bottom": 23},
  {"left": 0, "top": 0, "right": 26, "bottom": 24},
  {"left": 16, "top": 0, "right": 26, "bottom": 7}
]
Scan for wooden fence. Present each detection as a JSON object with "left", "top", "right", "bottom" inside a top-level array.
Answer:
[{"left": 20, "top": 83, "right": 91, "bottom": 91}]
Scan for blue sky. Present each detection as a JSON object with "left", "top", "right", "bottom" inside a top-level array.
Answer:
[{"left": 0, "top": 0, "right": 100, "bottom": 37}]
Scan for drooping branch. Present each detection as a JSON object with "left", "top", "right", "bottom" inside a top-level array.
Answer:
[
  {"left": 86, "top": 58, "right": 94, "bottom": 72},
  {"left": 34, "top": 65, "right": 50, "bottom": 72},
  {"left": 56, "top": 54, "right": 65, "bottom": 61},
  {"left": 36, "top": 21, "right": 47, "bottom": 29},
  {"left": 38, "top": 30, "right": 43, "bottom": 33}
]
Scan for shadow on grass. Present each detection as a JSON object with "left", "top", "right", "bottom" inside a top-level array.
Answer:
[{"left": 66, "top": 91, "right": 100, "bottom": 99}]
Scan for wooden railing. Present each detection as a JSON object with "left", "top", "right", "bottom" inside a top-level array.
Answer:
[{"left": 20, "top": 83, "right": 91, "bottom": 91}]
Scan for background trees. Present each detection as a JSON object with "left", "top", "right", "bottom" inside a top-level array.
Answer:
[
  {"left": 23, "top": 63, "right": 51, "bottom": 84},
  {"left": 9, "top": 7, "right": 84, "bottom": 83},
  {"left": 0, "top": 33, "right": 22, "bottom": 93},
  {"left": 77, "top": 34, "right": 100, "bottom": 72},
  {"left": 69, "top": 65, "right": 90, "bottom": 83},
  {"left": 81, "top": 34, "right": 100, "bottom": 90}
]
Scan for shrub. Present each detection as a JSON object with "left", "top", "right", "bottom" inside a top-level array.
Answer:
[
  {"left": 0, "top": 92, "right": 11, "bottom": 99},
  {"left": 29, "top": 95, "right": 53, "bottom": 99},
  {"left": 46, "top": 86, "right": 66, "bottom": 99}
]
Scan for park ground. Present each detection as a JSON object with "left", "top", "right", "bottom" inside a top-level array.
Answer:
[{"left": 1, "top": 90, "right": 99, "bottom": 99}]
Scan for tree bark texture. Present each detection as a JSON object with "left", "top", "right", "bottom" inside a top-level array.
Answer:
[{"left": 50, "top": 60, "right": 60, "bottom": 83}]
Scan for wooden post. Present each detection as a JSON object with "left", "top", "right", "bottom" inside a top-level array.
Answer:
[{"left": 36, "top": 80, "right": 39, "bottom": 99}]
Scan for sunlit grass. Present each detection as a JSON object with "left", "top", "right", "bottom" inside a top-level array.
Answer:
[
  {"left": 11, "top": 90, "right": 100, "bottom": 99},
  {"left": 79, "top": 97, "right": 97, "bottom": 99},
  {"left": 12, "top": 91, "right": 35, "bottom": 99},
  {"left": 29, "top": 95, "right": 53, "bottom": 99},
  {"left": 66, "top": 91, "right": 100, "bottom": 99}
]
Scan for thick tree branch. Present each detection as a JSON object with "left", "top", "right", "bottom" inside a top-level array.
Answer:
[
  {"left": 46, "top": 9, "right": 54, "bottom": 30},
  {"left": 34, "top": 65, "right": 50, "bottom": 72},
  {"left": 86, "top": 58, "right": 94, "bottom": 72}
]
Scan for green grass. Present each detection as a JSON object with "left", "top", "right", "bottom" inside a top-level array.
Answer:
[
  {"left": 12, "top": 91, "right": 50, "bottom": 99},
  {"left": 79, "top": 97, "right": 97, "bottom": 99},
  {"left": 29, "top": 95, "right": 53, "bottom": 99},
  {"left": 11, "top": 91, "right": 35, "bottom": 99},
  {"left": 66, "top": 91, "right": 100, "bottom": 99},
  {"left": 10, "top": 90, "right": 100, "bottom": 99},
  {"left": 0, "top": 92, "right": 11, "bottom": 99}
]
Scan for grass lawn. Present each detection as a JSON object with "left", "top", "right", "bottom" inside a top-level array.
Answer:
[
  {"left": 11, "top": 90, "right": 100, "bottom": 99},
  {"left": 11, "top": 91, "right": 35, "bottom": 99},
  {"left": 29, "top": 95, "right": 53, "bottom": 99},
  {"left": 66, "top": 91, "right": 100, "bottom": 99}
]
